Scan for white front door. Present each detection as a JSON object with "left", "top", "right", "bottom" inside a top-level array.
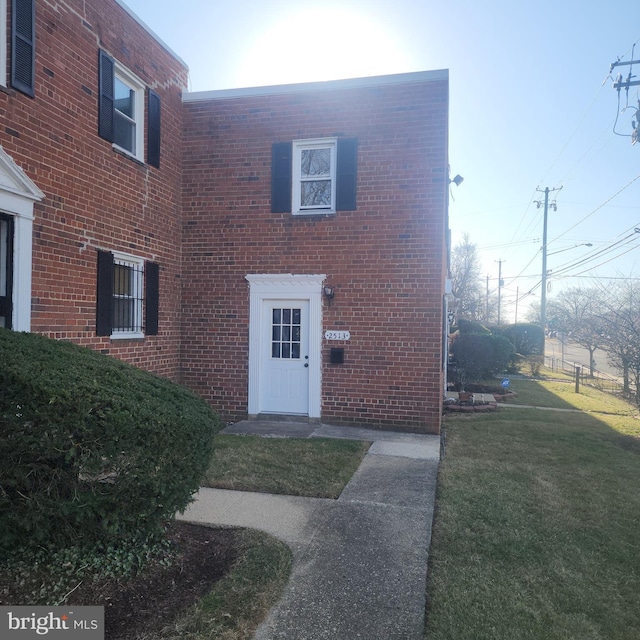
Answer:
[
  {"left": 246, "top": 274, "right": 324, "bottom": 419},
  {"left": 260, "top": 300, "right": 310, "bottom": 415}
]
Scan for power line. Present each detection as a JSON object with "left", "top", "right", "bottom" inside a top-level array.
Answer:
[
  {"left": 553, "top": 242, "right": 640, "bottom": 279},
  {"left": 549, "top": 174, "right": 640, "bottom": 244},
  {"left": 549, "top": 228, "right": 640, "bottom": 277},
  {"left": 538, "top": 81, "right": 609, "bottom": 187}
]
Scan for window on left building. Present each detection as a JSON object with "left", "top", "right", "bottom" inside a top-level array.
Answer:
[
  {"left": 98, "top": 50, "right": 161, "bottom": 167},
  {"left": 5, "top": 0, "right": 36, "bottom": 97},
  {"left": 96, "top": 250, "right": 159, "bottom": 338},
  {"left": 113, "top": 69, "right": 143, "bottom": 158}
]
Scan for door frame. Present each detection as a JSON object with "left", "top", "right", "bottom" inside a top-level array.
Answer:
[
  {"left": 246, "top": 274, "right": 325, "bottom": 419},
  {"left": 0, "top": 146, "right": 44, "bottom": 331},
  {"left": 0, "top": 212, "right": 14, "bottom": 328}
]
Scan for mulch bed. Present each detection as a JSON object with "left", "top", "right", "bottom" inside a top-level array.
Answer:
[{"left": 1, "top": 523, "right": 240, "bottom": 640}]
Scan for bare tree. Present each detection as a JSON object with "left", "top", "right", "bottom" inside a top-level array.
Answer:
[
  {"left": 547, "top": 287, "right": 605, "bottom": 377},
  {"left": 450, "top": 233, "right": 486, "bottom": 321},
  {"left": 597, "top": 280, "right": 640, "bottom": 401}
]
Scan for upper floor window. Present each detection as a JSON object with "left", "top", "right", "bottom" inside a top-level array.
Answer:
[
  {"left": 113, "top": 67, "right": 144, "bottom": 159},
  {"left": 0, "top": 0, "right": 7, "bottom": 89},
  {"left": 98, "top": 50, "right": 161, "bottom": 167},
  {"left": 293, "top": 139, "right": 337, "bottom": 213},
  {"left": 271, "top": 138, "right": 357, "bottom": 215},
  {"left": 6, "top": 0, "right": 36, "bottom": 97}
]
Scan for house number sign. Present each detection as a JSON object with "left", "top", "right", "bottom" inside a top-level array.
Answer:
[{"left": 325, "top": 330, "right": 350, "bottom": 341}]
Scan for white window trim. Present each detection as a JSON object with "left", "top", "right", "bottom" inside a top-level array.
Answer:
[
  {"left": 292, "top": 138, "right": 337, "bottom": 215},
  {"left": 110, "top": 250, "right": 144, "bottom": 339},
  {"left": 0, "top": 0, "right": 6, "bottom": 88},
  {"left": 113, "top": 63, "right": 145, "bottom": 163}
]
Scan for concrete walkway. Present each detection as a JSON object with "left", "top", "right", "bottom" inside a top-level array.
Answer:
[{"left": 177, "top": 421, "right": 440, "bottom": 640}]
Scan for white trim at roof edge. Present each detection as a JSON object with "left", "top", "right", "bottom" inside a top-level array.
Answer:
[
  {"left": 184, "top": 69, "right": 449, "bottom": 103},
  {"left": 114, "top": 1, "right": 188, "bottom": 70}
]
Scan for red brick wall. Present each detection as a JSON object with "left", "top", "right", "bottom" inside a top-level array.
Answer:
[
  {"left": 182, "top": 76, "right": 449, "bottom": 433},
  {"left": 1, "top": 1, "right": 448, "bottom": 432},
  {"left": 0, "top": 0, "right": 187, "bottom": 379}
]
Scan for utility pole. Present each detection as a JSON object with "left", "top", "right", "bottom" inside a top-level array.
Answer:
[
  {"left": 496, "top": 259, "right": 505, "bottom": 325},
  {"left": 535, "top": 186, "right": 562, "bottom": 355},
  {"left": 486, "top": 275, "right": 489, "bottom": 321},
  {"left": 610, "top": 55, "right": 640, "bottom": 143},
  {"left": 514, "top": 286, "right": 519, "bottom": 324}
]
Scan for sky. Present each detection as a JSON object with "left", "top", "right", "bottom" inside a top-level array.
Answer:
[{"left": 122, "top": 0, "right": 640, "bottom": 323}]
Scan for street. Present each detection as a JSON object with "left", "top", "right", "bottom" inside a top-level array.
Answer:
[{"left": 545, "top": 337, "right": 619, "bottom": 378}]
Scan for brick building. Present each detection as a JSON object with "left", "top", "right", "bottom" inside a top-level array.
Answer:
[{"left": 0, "top": 0, "right": 450, "bottom": 433}]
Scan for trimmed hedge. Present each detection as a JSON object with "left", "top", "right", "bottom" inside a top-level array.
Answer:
[
  {"left": 449, "top": 332, "right": 515, "bottom": 389},
  {"left": 499, "top": 323, "right": 544, "bottom": 356},
  {"left": 0, "top": 329, "right": 221, "bottom": 557}
]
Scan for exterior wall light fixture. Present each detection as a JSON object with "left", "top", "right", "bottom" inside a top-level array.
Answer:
[{"left": 323, "top": 285, "right": 335, "bottom": 305}]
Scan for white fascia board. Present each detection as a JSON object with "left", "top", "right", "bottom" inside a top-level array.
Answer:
[{"left": 184, "top": 69, "right": 449, "bottom": 103}]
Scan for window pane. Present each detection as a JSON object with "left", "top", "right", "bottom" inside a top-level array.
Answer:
[
  {"left": 301, "top": 148, "right": 330, "bottom": 177},
  {"left": 115, "top": 77, "right": 135, "bottom": 118},
  {"left": 113, "top": 298, "right": 134, "bottom": 330},
  {"left": 271, "top": 306, "right": 302, "bottom": 360},
  {"left": 114, "top": 113, "right": 135, "bottom": 153},
  {"left": 114, "top": 264, "right": 132, "bottom": 296},
  {"left": 301, "top": 180, "right": 332, "bottom": 207}
]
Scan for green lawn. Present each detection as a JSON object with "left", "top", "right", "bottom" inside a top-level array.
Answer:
[
  {"left": 426, "top": 381, "right": 640, "bottom": 640},
  {"left": 505, "top": 375, "right": 637, "bottom": 415},
  {"left": 154, "top": 529, "right": 291, "bottom": 640},
  {"left": 204, "top": 434, "right": 371, "bottom": 498}
]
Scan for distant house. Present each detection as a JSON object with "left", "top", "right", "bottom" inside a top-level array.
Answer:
[{"left": 0, "top": 0, "right": 450, "bottom": 433}]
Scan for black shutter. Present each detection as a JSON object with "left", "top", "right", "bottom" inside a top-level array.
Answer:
[
  {"left": 11, "top": 0, "right": 35, "bottom": 97},
  {"left": 96, "top": 250, "right": 114, "bottom": 336},
  {"left": 145, "top": 261, "right": 159, "bottom": 336},
  {"left": 147, "top": 89, "right": 161, "bottom": 168},
  {"left": 271, "top": 142, "right": 292, "bottom": 213},
  {"left": 336, "top": 138, "right": 358, "bottom": 211},
  {"left": 98, "top": 50, "right": 115, "bottom": 142}
]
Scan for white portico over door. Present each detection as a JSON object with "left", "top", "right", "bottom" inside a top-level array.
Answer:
[{"left": 246, "top": 274, "right": 324, "bottom": 419}]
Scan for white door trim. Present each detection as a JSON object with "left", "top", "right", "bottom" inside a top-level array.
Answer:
[
  {"left": 246, "top": 274, "right": 325, "bottom": 418},
  {"left": 0, "top": 146, "right": 45, "bottom": 331}
]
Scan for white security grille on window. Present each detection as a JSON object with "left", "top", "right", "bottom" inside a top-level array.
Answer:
[
  {"left": 293, "top": 138, "right": 337, "bottom": 213},
  {"left": 112, "top": 254, "right": 144, "bottom": 336}
]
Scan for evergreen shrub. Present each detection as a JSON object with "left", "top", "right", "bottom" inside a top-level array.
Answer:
[
  {"left": 449, "top": 332, "right": 515, "bottom": 389},
  {"left": 0, "top": 329, "right": 221, "bottom": 558}
]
